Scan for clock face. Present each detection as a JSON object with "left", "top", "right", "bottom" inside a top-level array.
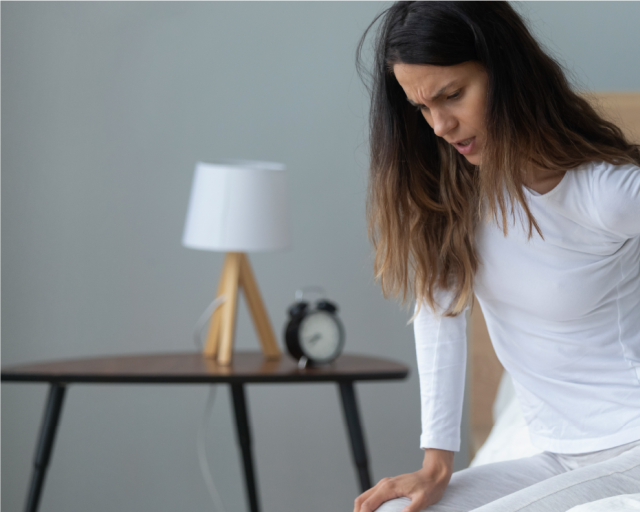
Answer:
[{"left": 299, "top": 311, "right": 343, "bottom": 362}]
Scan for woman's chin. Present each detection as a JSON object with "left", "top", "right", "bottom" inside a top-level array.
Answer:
[{"left": 463, "top": 153, "right": 481, "bottom": 165}]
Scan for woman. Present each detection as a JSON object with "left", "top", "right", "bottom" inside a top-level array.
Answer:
[{"left": 354, "top": 2, "right": 640, "bottom": 512}]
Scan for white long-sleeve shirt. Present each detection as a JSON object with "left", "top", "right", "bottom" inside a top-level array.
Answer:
[{"left": 414, "top": 160, "right": 640, "bottom": 454}]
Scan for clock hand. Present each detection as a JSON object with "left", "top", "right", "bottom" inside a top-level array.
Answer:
[{"left": 308, "top": 333, "right": 322, "bottom": 344}]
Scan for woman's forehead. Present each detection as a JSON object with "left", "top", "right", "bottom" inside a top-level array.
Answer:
[{"left": 393, "top": 62, "right": 484, "bottom": 100}]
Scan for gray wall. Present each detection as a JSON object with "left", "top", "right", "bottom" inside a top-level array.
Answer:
[{"left": 2, "top": 2, "right": 639, "bottom": 512}]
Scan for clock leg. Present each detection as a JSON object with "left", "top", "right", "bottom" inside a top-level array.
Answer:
[
  {"left": 230, "top": 383, "right": 261, "bottom": 512},
  {"left": 24, "top": 383, "right": 67, "bottom": 512},
  {"left": 338, "top": 381, "right": 372, "bottom": 492}
]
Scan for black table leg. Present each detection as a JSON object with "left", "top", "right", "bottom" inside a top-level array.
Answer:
[
  {"left": 230, "top": 383, "right": 260, "bottom": 512},
  {"left": 338, "top": 381, "right": 372, "bottom": 492},
  {"left": 25, "top": 383, "right": 67, "bottom": 512}
]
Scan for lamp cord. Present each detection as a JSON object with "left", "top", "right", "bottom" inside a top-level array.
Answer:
[
  {"left": 193, "top": 295, "right": 226, "bottom": 349},
  {"left": 193, "top": 296, "right": 228, "bottom": 512}
]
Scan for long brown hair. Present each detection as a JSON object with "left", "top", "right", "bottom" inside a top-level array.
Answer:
[{"left": 357, "top": 1, "right": 640, "bottom": 316}]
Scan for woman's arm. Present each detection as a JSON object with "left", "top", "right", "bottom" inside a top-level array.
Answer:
[
  {"left": 413, "top": 294, "right": 468, "bottom": 452},
  {"left": 354, "top": 294, "right": 468, "bottom": 512},
  {"left": 353, "top": 448, "right": 454, "bottom": 512}
]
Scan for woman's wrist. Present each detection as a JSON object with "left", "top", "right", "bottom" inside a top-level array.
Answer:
[{"left": 420, "top": 448, "right": 454, "bottom": 483}]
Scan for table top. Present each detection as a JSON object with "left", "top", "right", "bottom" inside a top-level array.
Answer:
[{"left": 1, "top": 351, "right": 409, "bottom": 385}]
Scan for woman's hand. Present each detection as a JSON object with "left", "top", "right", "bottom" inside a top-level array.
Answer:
[{"left": 353, "top": 449, "right": 454, "bottom": 512}]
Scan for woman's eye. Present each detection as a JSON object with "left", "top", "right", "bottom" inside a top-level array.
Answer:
[{"left": 447, "top": 91, "right": 461, "bottom": 100}]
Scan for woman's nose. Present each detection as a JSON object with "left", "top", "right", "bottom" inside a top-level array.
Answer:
[{"left": 431, "top": 110, "right": 456, "bottom": 138}]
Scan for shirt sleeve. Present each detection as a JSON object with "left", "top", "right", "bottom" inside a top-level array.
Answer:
[{"left": 413, "top": 289, "right": 468, "bottom": 452}]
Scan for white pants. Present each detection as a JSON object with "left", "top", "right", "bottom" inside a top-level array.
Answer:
[{"left": 376, "top": 440, "right": 640, "bottom": 512}]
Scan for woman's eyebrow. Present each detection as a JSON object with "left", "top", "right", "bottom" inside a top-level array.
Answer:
[
  {"left": 407, "top": 80, "right": 461, "bottom": 108},
  {"left": 430, "top": 81, "right": 459, "bottom": 101},
  {"left": 407, "top": 98, "right": 425, "bottom": 108}
]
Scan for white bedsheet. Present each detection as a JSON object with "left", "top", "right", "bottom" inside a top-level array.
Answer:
[{"left": 566, "top": 494, "right": 640, "bottom": 512}]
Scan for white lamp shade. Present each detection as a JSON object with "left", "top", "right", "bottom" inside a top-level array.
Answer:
[{"left": 182, "top": 161, "right": 291, "bottom": 252}]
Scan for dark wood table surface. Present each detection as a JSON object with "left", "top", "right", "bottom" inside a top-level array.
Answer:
[
  {"left": 1, "top": 351, "right": 409, "bottom": 384},
  {"left": 2, "top": 351, "right": 409, "bottom": 512}
]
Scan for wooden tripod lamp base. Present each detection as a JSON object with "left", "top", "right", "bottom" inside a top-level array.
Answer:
[{"left": 204, "top": 252, "right": 281, "bottom": 365}]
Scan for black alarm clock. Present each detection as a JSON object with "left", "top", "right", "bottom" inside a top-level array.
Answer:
[{"left": 284, "top": 287, "right": 345, "bottom": 367}]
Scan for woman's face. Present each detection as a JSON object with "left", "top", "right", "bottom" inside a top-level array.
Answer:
[{"left": 393, "top": 61, "right": 488, "bottom": 165}]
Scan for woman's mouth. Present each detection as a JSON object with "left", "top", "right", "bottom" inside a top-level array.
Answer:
[{"left": 452, "top": 137, "right": 476, "bottom": 155}]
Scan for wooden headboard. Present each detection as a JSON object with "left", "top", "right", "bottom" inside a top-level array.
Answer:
[{"left": 468, "top": 92, "right": 640, "bottom": 461}]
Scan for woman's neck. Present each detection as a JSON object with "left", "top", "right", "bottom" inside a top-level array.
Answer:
[{"left": 524, "top": 166, "right": 567, "bottom": 195}]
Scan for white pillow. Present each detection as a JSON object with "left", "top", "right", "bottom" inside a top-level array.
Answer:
[{"left": 470, "top": 372, "right": 541, "bottom": 467}]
